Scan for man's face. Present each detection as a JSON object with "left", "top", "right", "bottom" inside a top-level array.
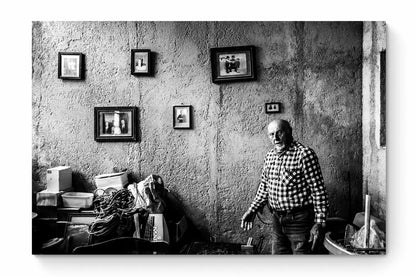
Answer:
[{"left": 267, "top": 121, "right": 290, "bottom": 150}]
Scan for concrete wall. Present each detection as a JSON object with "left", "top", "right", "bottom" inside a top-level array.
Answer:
[
  {"left": 362, "top": 22, "right": 387, "bottom": 220},
  {"left": 32, "top": 22, "right": 363, "bottom": 251}
]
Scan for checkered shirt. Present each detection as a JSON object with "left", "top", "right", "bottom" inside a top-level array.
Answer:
[{"left": 249, "top": 141, "right": 328, "bottom": 223}]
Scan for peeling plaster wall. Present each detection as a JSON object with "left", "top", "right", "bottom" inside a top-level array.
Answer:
[
  {"left": 362, "top": 22, "right": 387, "bottom": 220},
  {"left": 32, "top": 22, "right": 363, "bottom": 251}
]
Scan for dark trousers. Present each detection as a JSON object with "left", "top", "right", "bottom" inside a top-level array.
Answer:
[{"left": 271, "top": 206, "right": 315, "bottom": 254}]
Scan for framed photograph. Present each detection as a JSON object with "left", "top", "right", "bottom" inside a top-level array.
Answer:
[
  {"left": 58, "top": 52, "right": 84, "bottom": 80},
  {"left": 265, "top": 102, "right": 282, "bottom": 114},
  {"left": 210, "top": 45, "right": 256, "bottom": 83},
  {"left": 94, "top": 107, "right": 138, "bottom": 142},
  {"left": 131, "top": 49, "right": 151, "bottom": 75},
  {"left": 173, "top": 105, "right": 192, "bottom": 129}
]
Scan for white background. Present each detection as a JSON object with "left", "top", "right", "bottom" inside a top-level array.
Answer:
[{"left": 0, "top": 0, "right": 414, "bottom": 276}]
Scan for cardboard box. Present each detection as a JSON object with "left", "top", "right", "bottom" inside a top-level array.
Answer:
[
  {"left": 94, "top": 172, "right": 128, "bottom": 189},
  {"left": 36, "top": 190, "right": 64, "bottom": 207},
  {"left": 46, "top": 166, "right": 72, "bottom": 192}
]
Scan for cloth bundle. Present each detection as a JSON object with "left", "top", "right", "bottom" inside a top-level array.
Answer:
[
  {"left": 350, "top": 219, "right": 386, "bottom": 249},
  {"left": 128, "top": 175, "right": 166, "bottom": 214}
]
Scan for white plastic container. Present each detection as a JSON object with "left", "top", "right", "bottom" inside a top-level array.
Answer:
[
  {"left": 62, "top": 192, "right": 94, "bottom": 208},
  {"left": 95, "top": 172, "right": 128, "bottom": 189}
]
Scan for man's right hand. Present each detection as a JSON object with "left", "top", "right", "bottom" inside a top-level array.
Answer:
[{"left": 241, "top": 210, "right": 256, "bottom": 231}]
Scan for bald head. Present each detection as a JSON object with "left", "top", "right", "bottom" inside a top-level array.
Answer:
[
  {"left": 268, "top": 120, "right": 291, "bottom": 133},
  {"left": 267, "top": 119, "right": 293, "bottom": 151}
]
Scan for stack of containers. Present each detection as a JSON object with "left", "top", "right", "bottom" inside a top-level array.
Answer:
[
  {"left": 36, "top": 166, "right": 94, "bottom": 209},
  {"left": 36, "top": 166, "right": 73, "bottom": 207}
]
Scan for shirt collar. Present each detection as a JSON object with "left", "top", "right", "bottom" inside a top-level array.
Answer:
[{"left": 273, "top": 141, "right": 296, "bottom": 156}]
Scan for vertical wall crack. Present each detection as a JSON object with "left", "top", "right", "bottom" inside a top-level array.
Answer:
[{"left": 294, "top": 22, "right": 305, "bottom": 140}]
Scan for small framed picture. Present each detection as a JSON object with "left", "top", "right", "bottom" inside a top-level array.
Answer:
[
  {"left": 173, "top": 105, "right": 192, "bottom": 129},
  {"left": 94, "top": 107, "right": 138, "bottom": 142},
  {"left": 58, "top": 52, "right": 84, "bottom": 80},
  {"left": 131, "top": 49, "right": 151, "bottom": 75},
  {"left": 210, "top": 45, "right": 256, "bottom": 83},
  {"left": 265, "top": 102, "right": 282, "bottom": 114}
]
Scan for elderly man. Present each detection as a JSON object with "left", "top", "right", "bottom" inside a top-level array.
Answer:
[{"left": 241, "top": 119, "right": 328, "bottom": 254}]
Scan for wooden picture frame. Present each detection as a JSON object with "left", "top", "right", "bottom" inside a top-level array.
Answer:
[
  {"left": 131, "top": 49, "right": 151, "bottom": 76},
  {"left": 94, "top": 107, "right": 138, "bottom": 142},
  {"left": 173, "top": 105, "right": 192, "bottom": 129},
  {"left": 210, "top": 45, "right": 256, "bottom": 83},
  {"left": 265, "top": 102, "right": 282, "bottom": 114},
  {"left": 58, "top": 52, "right": 84, "bottom": 80}
]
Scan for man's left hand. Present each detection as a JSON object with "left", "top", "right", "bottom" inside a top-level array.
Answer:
[{"left": 309, "top": 223, "right": 324, "bottom": 252}]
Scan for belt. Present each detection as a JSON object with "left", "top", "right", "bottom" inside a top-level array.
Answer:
[{"left": 272, "top": 205, "right": 313, "bottom": 217}]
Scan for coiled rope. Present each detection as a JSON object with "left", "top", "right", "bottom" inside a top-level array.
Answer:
[{"left": 88, "top": 188, "right": 136, "bottom": 237}]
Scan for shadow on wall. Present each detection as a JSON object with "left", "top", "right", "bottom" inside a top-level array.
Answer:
[
  {"left": 32, "top": 158, "right": 46, "bottom": 193},
  {"left": 150, "top": 52, "right": 157, "bottom": 76},
  {"left": 184, "top": 206, "right": 212, "bottom": 241},
  {"left": 72, "top": 171, "right": 95, "bottom": 192},
  {"left": 72, "top": 169, "right": 133, "bottom": 192},
  {"left": 32, "top": 158, "right": 48, "bottom": 210}
]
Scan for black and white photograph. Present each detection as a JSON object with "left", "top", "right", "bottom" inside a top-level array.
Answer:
[
  {"left": 58, "top": 52, "right": 84, "bottom": 80},
  {"left": 31, "top": 21, "right": 387, "bottom": 256},
  {"left": 265, "top": 102, "right": 281, "bottom": 114},
  {"left": 173, "top": 105, "right": 192, "bottom": 129},
  {"left": 210, "top": 45, "right": 256, "bottom": 83},
  {"left": 94, "top": 107, "right": 137, "bottom": 142},
  {"left": 131, "top": 49, "right": 151, "bottom": 75}
]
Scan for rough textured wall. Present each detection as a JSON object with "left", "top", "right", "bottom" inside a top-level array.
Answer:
[
  {"left": 362, "top": 22, "right": 387, "bottom": 220},
  {"left": 32, "top": 22, "right": 363, "bottom": 251}
]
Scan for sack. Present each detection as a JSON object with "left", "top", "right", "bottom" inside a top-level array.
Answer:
[
  {"left": 350, "top": 219, "right": 386, "bottom": 249},
  {"left": 128, "top": 175, "right": 166, "bottom": 213}
]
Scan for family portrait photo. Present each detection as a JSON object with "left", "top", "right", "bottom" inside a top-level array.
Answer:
[
  {"left": 210, "top": 46, "right": 256, "bottom": 83},
  {"left": 94, "top": 107, "right": 137, "bottom": 142},
  {"left": 219, "top": 53, "right": 247, "bottom": 76},
  {"left": 101, "top": 112, "right": 129, "bottom": 135}
]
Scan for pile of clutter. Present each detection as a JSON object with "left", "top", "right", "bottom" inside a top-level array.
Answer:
[
  {"left": 36, "top": 166, "right": 94, "bottom": 208},
  {"left": 35, "top": 166, "right": 188, "bottom": 254},
  {"left": 341, "top": 195, "right": 386, "bottom": 254}
]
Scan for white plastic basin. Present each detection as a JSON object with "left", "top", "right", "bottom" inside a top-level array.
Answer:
[{"left": 62, "top": 192, "right": 94, "bottom": 208}]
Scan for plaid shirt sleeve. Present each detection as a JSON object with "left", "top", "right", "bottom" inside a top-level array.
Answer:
[
  {"left": 249, "top": 156, "right": 269, "bottom": 213},
  {"left": 302, "top": 148, "right": 329, "bottom": 223}
]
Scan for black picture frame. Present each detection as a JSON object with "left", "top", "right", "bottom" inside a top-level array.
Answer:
[
  {"left": 265, "top": 102, "right": 282, "bottom": 114},
  {"left": 94, "top": 107, "right": 138, "bottom": 142},
  {"left": 210, "top": 45, "right": 256, "bottom": 84},
  {"left": 58, "top": 52, "right": 84, "bottom": 80},
  {"left": 131, "top": 49, "right": 151, "bottom": 76},
  {"left": 173, "top": 105, "right": 192, "bottom": 129}
]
